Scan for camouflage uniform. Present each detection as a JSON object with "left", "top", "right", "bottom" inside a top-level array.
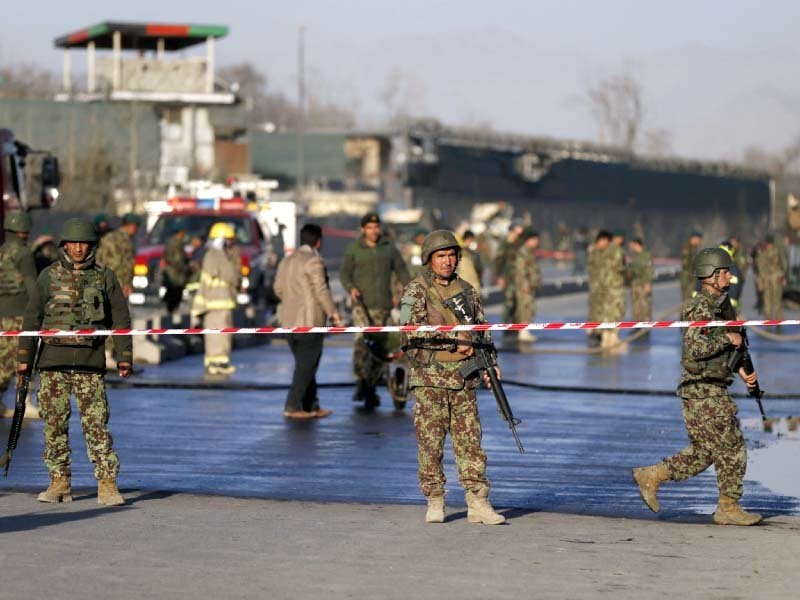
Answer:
[
  {"left": 19, "top": 247, "right": 132, "bottom": 479},
  {"left": 756, "top": 244, "right": 787, "bottom": 320},
  {"left": 586, "top": 245, "right": 603, "bottom": 325},
  {"left": 661, "top": 290, "right": 746, "bottom": 499},
  {"left": 589, "top": 245, "right": 625, "bottom": 322},
  {"left": 627, "top": 247, "right": 654, "bottom": 321},
  {"left": 513, "top": 244, "right": 541, "bottom": 324},
  {"left": 0, "top": 234, "right": 37, "bottom": 411},
  {"left": 96, "top": 229, "right": 134, "bottom": 292},
  {"left": 680, "top": 241, "right": 700, "bottom": 303},
  {"left": 496, "top": 239, "right": 521, "bottom": 324},
  {"left": 401, "top": 271, "right": 491, "bottom": 497}
]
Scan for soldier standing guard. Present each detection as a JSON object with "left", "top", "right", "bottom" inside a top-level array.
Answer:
[
  {"left": 96, "top": 213, "right": 140, "bottom": 367},
  {"left": 401, "top": 230, "right": 505, "bottom": 525},
  {"left": 513, "top": 229, "right": 541, "bottom": 343},
  {"left": 632, "top": 248, "right": 762, "bottom": 526},
  {"left": 191, "top": 222, "right": 239, "bottom": 376},
  {"left": 626, "top": 237, "right": 653, "bottom": 323},
  {"left": 756, "top": 234, "right": 787, "bottom": 321},
  {"left": 340, "top": 212, "right": 410, "bottom": 410},
  {"left": 680, "top": 230, "right": 703, "bottom": 303},
  {"left": 1, "top": 212, "right": 39, "bottom": 418},
  {"left": 18, "top": 218, "right": 133, "bottom": 506}
]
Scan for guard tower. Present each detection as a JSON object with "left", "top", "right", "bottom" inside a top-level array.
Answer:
[{"left": 54, "top": 21, "right": 243, "bottom": 183}]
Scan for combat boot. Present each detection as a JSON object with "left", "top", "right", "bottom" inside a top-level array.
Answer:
[
  {"left": 38, "top": 475, "right": 72, "bottom": 503},
  {"left": 713, "top": 495, "right": 762, "bottom": 526},
  {"left": 518, "top": 329, "right": 537, "bottom": 344},
  {"left": 425, "top": 494, "right": 445, "bottom": 524},
  {"left": 632, "top": 462, "right": 670, "bottom": 512},
  {"left": 465, "top": 486, "right": 505, "bottom": 525},
  {"left": 97, "top": 479, "right": 125, "bottom": 506}
]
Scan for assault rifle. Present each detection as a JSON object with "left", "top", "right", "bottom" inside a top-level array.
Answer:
[
  {"left": 443, "top": 292, "right": 525, "bottom": 453},
  {"left": 1, "top": 337, "right": 43, "bottom": 476},
  {"left": 727, "top": 329, "right": 767, "bottom": 422}
]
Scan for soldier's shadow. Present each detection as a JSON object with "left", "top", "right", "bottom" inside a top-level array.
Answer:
[
  {"left": 0, "top": 490, "right": 174, "bottom": 534},
  {"left": 444, "top": 507, "right": 540, "bottom": 523}
]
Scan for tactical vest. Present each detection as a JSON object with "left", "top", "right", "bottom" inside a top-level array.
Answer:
[
  {"left": 0, "top": 242, "right": 26, "bottom": 296},
  {"left": 680, "top": 292, "right": 735, "bottom": 386},
  {"left": 404, "top": 272, "right": 469, "bottom": 367},
  {"left": 42, "top": 260, "right": 108, "bottom": 346}
]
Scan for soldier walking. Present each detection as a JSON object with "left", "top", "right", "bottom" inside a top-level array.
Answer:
[
  {"left": 1, "top": 212, "right": 38, "bottom": 418},
  {"left": 162, "top": 225, "right": 191, "bottom": 323},
  {"left": 340, "top": 213, "right": 410, "bottom": 410},
  {"left": 626, "top": 237, "right": 653, "bottom": 323},
  {"left": 18, "top": 218, "right": 133, "bottom": 506},
  {"left": 756, "top": 234, "right": 787, "bottom": 321},
  {"left": 632, "top": 248, "right": 762, "bottom": 526},
  {"left": 401, "top": 231, "right": 505, "bottom": 525},
  {"left": 191, "top": 222, "right": 240, "bottom": 375},
  {"left": 680, "top": 231, "right": 703, "bottom": 303},
  {"left": 513, "top": 229, "right": 541, "bottom": 343}
]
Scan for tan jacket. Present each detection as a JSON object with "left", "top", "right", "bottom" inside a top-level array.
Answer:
[
  {"left": 191, "top": 246, "right": 238, "bottom": 316},
  {"left": 274, "top": 245, "right": 338, "bottom": 327}
]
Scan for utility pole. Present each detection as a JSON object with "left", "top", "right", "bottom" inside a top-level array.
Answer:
[{"left": 296, "top": 25, "right": 306, "bottom": 201}]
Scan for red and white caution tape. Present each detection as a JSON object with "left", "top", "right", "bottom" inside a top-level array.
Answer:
[{"left": 1, "top": 319, "right": 798, "bottom": 337}]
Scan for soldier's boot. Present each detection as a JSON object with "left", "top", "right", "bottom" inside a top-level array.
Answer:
[
  {"left": 37, "top": 475, "right": 73, "bottom": 503},
  {"left": 632, "top": 462, "right": 670, "bottom": 513},
  {"left": 518, "top": 329, "right": 537, "bottom": 344},
  {"left": 97, "top": 479, "right": 125, "bottom": 506},
  {"left": 713, "top": 495, "right": 762, "bottom": 526},
  {"left": 24, "top": 402, "right": 40, "bottom": 419},
  {"left": 352, "top": 380, "right": 367, "bottom": 403},
  {"left": 425, "top": 494, "right": 445, "bottom": 524},
  {"left": 465, "top": 486, "right": 505, "bottom": 525}
]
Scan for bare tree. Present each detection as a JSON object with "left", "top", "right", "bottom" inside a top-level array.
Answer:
[
  {"left": 641, "top": 129, "right": 673, "bottom": 157},
  {"left": 378, "top": 66, "right": 427, "bottom": 128},
  {"left": 742, "top": 137, "right": 800, "bottom": 175},
  {"left": 0, "top": 62, "right": 59, "bottom": 99},
  {"left": 584, "top": 67, "right": 644, "bottom": 151}
]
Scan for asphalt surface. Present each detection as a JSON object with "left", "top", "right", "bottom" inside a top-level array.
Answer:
[{"left": 1, "top": 279, "right": 798, "bottom": 598}]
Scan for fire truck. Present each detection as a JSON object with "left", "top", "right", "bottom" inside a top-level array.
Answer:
[
  {"left": 0, "top": 128, "right": 59, "bottom": 241},
  {"left": 132, "top": 193, "right": 295, "bottom": 308}
]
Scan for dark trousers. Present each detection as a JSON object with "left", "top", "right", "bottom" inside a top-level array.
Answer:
[{"left": 285, "top": 333, "right": 324, "bottom": 412}]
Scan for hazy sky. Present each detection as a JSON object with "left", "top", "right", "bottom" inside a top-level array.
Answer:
[{"left": 3, "top": 1, "right": 800, "bottom": 160}]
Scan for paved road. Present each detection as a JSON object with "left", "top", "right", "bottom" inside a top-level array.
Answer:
[{"left": 1, "top": 279, "right": 798, "bottom": 598}]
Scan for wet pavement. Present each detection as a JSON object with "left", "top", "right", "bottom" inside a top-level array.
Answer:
[{"left": 2, "top": 279, "right": 798, "bottom": 521}]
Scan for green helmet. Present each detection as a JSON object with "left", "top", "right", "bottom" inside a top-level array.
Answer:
[
  {"left": 59, "top": 218, "right": 98, "bottom": 244},
  {"left": 4, "top": 211, "right": 32, "bottom": 233},
  {"left": 692, "top": 247, "right": 732, "bottom": 278},
  {"left": 421, "top": 230, "right": 460, "bottom": 265}
]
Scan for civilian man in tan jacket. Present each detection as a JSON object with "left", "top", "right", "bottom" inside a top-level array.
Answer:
[{"left": 274, "top": 224, "right": 342, "bottom": 420}]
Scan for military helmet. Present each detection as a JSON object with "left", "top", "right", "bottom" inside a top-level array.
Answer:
[
  {"left": 421, "top": 230, "right": 460, "bottom": 265},
  {"left": 692, "top": 247, "right": 733, "bottom": 278},
  {"left": 209, "top": 222, "right": 236, "bottom": 240},
  {"left": 59, "top": 218, "right": 98, "bottom": 244},
  {"left": 4, "top": 211, "right": 32, "bottom": 233}
]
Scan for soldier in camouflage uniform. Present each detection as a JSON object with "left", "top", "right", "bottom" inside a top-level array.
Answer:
[
  {"left": 680, "top": 231, "right": 703, "bottom": 303},
  {"left": 756, "top": 234, "right": 787, "bottom": 321},
  {"left": 1, "top": 212, "right": 38, "bottom": 418},
  {"left": 340, "top": 213, "right": 410, "bottom": 410},
  {"left": 96, "top": 213, "right": 140, "bottom": 298},
  {"left": 494, "top": 223, "right": 524, "bottom": 330},
  {"left": 626, "top": 237, "right": 653, "bottom": 323},
  {"left": 586, "top": 230, "right": 610, "bottom": 343},
  {"left": 588, "top": 231, "right": 625, "bottom": 348},
  {"left": 18, "top": 218, "right": 133, "bottom": 506},
  {"left": 632, "top": 248, "right": 763, "bottom": 526},
  {"left": 96, "top": 213, "right": 140, "bottom": 366},
  {"left": 513, "top": 229, "right": 541, "bottom": 343},
  {"left": 401, "top": 230, "right": 505, "bottom": 525}
]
